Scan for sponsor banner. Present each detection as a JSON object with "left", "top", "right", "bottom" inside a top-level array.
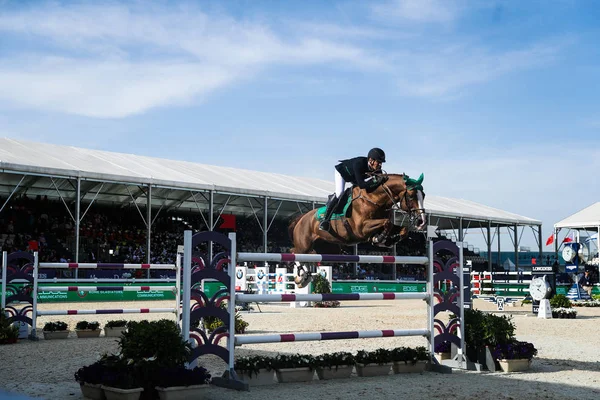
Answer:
[
  {"left": 31, "top": 283, "right": 177, "bottom": 303},
  {"left": 331, "top": 282, "right": 426, "bottom": 294},
  {"left": 204, "top": 281, "right": 427, "bottom": 297}
]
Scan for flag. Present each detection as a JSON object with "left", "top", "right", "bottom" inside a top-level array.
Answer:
[
  {"left": 562, "top": 231, "right": 575, "bottom": 243},
  {"left": 218, "top": 214, "right": 236, "bottom": 230},
  {"left": 545, "top": 233, "right": 554, "bottom": 246},
  {"left": 531, "top": 258, "right": 537, "bottom": 265},
  {"left": 585, "top": 233, "right": 598, "bottom": 243}
]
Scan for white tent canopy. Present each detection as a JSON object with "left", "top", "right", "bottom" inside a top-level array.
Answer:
[
  {"left": 554, "top": 202, "right": 600, "bottom": 229},
  {"left": 0, "top": 137, "right": 541, "bottom": 229}
]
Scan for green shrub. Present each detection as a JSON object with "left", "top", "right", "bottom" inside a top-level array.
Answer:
[
  {"left": 312, "top": 273, "right": 331, "bottom": 294},
  {"left": 314, "top": 352, "right": 355, "bottom": 370},
  {"left": 43, "top": 321, "right": 68, "bottom": 332},
  {"left": 355, "top": 348, "right": 392, "bottom": 366},
  {"left": 271, "top": 354, "right": 316, "bottom": 370},
  {"left": 76, "top": 321, "right": 100, "bottom": 330},
  {"left": 550, "top": 294, "right": 572, "bottom": 309},
  {"left": 235, "top": 355, "right": 274, "bottom": 377},
  {"left": 312, "top": 273, "right": 340, "bottom": 308},
  {"left": 118, "top": 319, "right": 190, "bottom": 368},
  {"left": 390, "top": 346, "right": 429, "bottom": 364},
  {"left": 199, "top": 302, "right": 249, "bottom": 334},
  {"left": 463, "top": 309, "right": 516, "bottom": 351},
  {"left": 0, "top": 309, "right": 19, "bottom": 344},
  {"left": 105, "top": 320, "right": 128, "bottom": 328}
]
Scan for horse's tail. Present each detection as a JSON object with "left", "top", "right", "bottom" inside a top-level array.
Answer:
[{"left": 288, "top": 214, "right": 302, "bottom": 243}]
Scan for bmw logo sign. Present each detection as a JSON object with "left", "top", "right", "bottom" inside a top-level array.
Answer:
[
  {"left": 236, "top": 269, "right": 244, "bottom": 279},
  {"left": 257, "top": 270, "right": 265, "bottom": 280}
]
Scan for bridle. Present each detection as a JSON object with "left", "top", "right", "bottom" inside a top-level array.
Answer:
[{"left": 356, "top": 172, "right": 424, "bottom": 227}]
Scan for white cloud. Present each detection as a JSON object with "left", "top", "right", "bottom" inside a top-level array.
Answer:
[
  {"left": 0, "top": 1, "right": 565, "bottom": 118},
  {"left": 393, "top": 42, "right": 561, "bottom": 98},
  {"left": 0, "top": 2, "right": 387, "bottom": 118}
]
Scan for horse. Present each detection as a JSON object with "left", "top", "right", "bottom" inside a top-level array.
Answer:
[{"left": 288, "top": 173, "right": 426, "bottom": 255}]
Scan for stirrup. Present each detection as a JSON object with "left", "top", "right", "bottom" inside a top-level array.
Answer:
[{"left": 319, "top": 220, "right": 331, "bottom": 231}]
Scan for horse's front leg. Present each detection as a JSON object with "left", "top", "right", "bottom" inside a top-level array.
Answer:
[{"left": 360, "top": 218, "right": 393, "bottom": 245}]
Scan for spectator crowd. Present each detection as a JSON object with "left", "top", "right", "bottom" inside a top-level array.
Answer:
[{"left": 1, "top": 195, "right": 428, "bottom": 281}]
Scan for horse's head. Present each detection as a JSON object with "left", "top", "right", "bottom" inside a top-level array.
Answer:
[{"left": 384, "top": 173, "right": 426, "bottom": 231}]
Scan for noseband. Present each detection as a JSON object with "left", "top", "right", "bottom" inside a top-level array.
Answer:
[{"left": 380, "top": 180, "right": 425, "bottom": 229}]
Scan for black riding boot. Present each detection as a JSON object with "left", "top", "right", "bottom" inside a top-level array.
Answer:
[{"left": 319, "top": 195, "right": 338, "bottom": 231}]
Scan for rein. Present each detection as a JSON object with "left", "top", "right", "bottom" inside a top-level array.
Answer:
[{"left": 353, "top": 173, "right": 424, "bottom": 228}]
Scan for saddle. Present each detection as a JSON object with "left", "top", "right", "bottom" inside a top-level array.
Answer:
[{"left": 315, "top": 187, "right": 353, "bottom": 221}]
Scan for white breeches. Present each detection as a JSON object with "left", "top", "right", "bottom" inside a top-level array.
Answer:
[{"left": 334, "top": 169, "right": 346, "bottom": 197}]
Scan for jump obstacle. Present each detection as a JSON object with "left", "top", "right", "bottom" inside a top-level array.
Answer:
[
  {"left": 2, "top": 230, "right": 468, "bottom": 391},
  {"left": 1, "top": 251, "right": 182, "bottom": 339},
  {"left": 180, "top": 230, "right": 467, "bottom": 391}
]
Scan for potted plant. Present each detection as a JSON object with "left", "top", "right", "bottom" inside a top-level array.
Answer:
[
  {"left": 550, "top": 294, "right": 572, "bottom": 309},
  {"left": 76, "top": 320, "right": 102, "bottom": 338},
  {"left": 200, "top": 302, "right": 249, "bottom": 334},
  {"left": 462, "top": 308, "right": 516, "bottom": 369},
  {"left": 105, "top": 320, "right": 128, "bottom": 337},
  {"left": 434, "top": 341, "right": 451, "bottom": 360},
  {"left": 234, "top": 355, "right": 275, "bottom": 386},
  {"left": 391, "top": 346, "right": 429, "bottom": 374},
  {"left": 271, "top": 354, "right": 316, "bottom": 383},
  {"left": 314, "top": 352, "right": 355, "bottom": 380},
  {"left": 74, "top": 356, "right": 120, "bottom": 400},
  {"left": 552, "top": 307, "right": 577, "bottom": 319},
  {"left": 154, "top": 366, "right": 211, "bottom": 400},
  {"left": 118, "top": 319, "right": 193, "bottom": 397},
  {"left": 550, "top": 294, "right": 574, "bottom": 318},
  {"left": 0, "top": 309, "right": 19, "bottom": 345},
  {"left": 492, "top": 341, "right": 538, "bottom": 372},
  {"left": 43, "top": 321, "right": 70, "bottom": 340},
  {"left": 100, "top": 362, "right": 144, "bottom": 400},
  {"left": 312, "top": 274, "right": 340, "bottom": 308},
  {"left": 354, "top": 348, "right": 392, "bottom": 377}
]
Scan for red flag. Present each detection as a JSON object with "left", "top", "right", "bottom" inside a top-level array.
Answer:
[
  {"left": 563, "top": 232, "right": 574, "bottom": 243},
  {"left": 531, "top": 258, "right": 537, "bottom": 265},
  {"left": 545, "top": 233, "right": 554, "bottom": 246},
  {"left": 219, "top": 214, "right": 236, "bottom": 231}
]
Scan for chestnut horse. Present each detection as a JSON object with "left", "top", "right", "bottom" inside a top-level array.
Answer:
[{"left": 288, "top": 173, "right": 425, "bottom": 255}]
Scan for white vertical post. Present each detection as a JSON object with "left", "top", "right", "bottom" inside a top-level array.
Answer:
[
  {"left": 458, "top": 243, "right": 465, "bottom": 366},
  {"left": 182, "top": 231, "right": 191, "bottom": 345},
  {"left": 175, "top": 252, "right": 181, "bottom": 325},
  {"left": 1, "top": 251, "right": 7, "bottom": 310},
  {"left": 228, "top": 232, "right": 237, "bottom": 373},
  {"left": 427, "top": 239, "right": 434, "bottom": 362},
  {"left": 31, "top": 252, "right": 39, "bottom": 339}
]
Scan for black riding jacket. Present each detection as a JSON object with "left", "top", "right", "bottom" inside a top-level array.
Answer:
[{"left": 335, "top": 157, "right": 380, "bottom": 190}]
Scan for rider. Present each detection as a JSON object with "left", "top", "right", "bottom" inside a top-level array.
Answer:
[{"left": 319, "top": 147, "right": 388, "bottom": 231}]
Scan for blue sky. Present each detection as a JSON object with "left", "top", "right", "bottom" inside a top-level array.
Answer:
[{"left": 1, "top": 0, "right": 600, "bottom": 251}]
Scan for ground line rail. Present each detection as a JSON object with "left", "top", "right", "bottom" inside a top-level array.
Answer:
[{"left": 235, "top": 329, "right": 430, "bottom": 345}]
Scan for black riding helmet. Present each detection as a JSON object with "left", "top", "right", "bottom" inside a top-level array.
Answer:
[{"left": 368, "top": 147, "right": 386, "bottom": 163}]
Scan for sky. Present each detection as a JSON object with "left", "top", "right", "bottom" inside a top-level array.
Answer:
[{"left": 1, "top": 0, "right": 599, "bottom": 251}]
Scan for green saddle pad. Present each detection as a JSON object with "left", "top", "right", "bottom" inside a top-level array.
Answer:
[{"left": 315, "top": 194, "right": 353, "bottom": 221}]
